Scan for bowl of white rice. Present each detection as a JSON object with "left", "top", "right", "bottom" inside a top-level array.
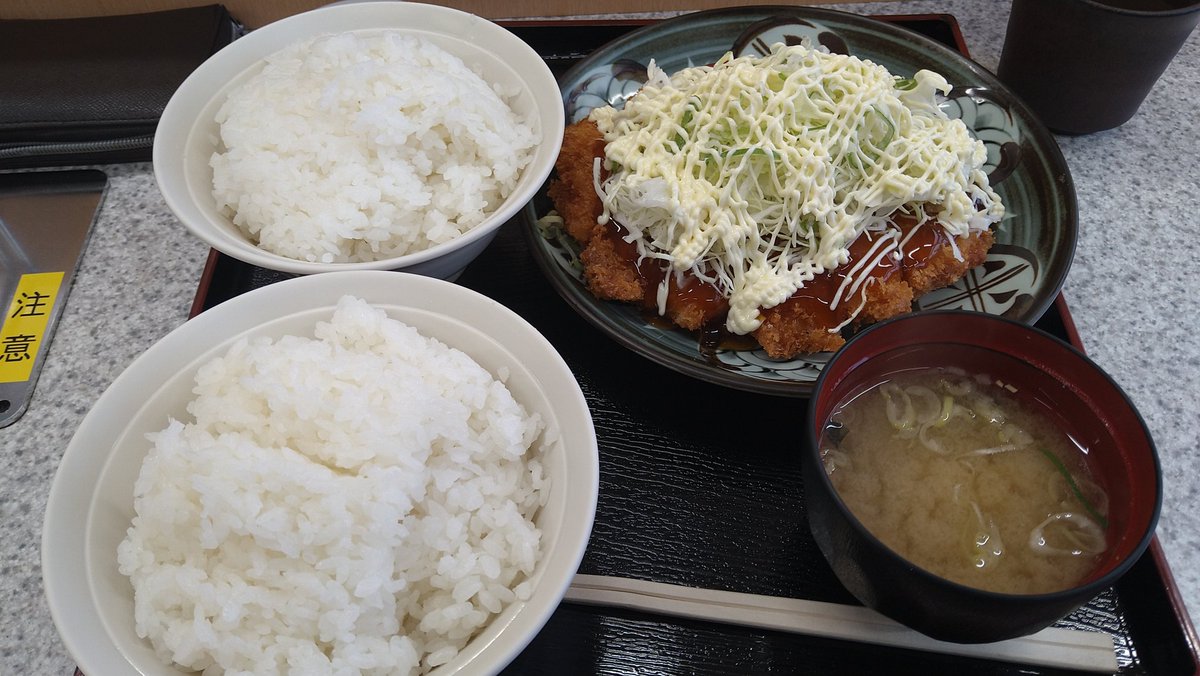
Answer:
[
  {"left": 43, "top": 271, "right": 598, "bottom": 675},
  {"left": 154, "top": 2, "right": 564, "bottom": 279}
]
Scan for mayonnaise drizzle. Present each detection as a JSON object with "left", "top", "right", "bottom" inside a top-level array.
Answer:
[
  {"left": 830, "top": 230, "right": 898, "bottom": 312},
  {"left": 590, "top": 43, "right": 1004, "bottom": 335}
]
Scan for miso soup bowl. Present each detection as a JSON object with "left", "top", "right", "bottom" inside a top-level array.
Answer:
[{"left": 803, "top": 310, "right": 1162, "bottom": 644}]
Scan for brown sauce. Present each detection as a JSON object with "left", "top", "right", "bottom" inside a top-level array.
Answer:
[
  {"left": 599, "top": 221, "right": 662, "bottom": 307},
  {"left": 697, "top": 320, "right": 761, "bottom": 358},
  {"left": 604, "top": 213, "right": 955, "bottom": 357},
  {"left": 780, "top": 228, "right": 904, "bottom": 327},
  {"left": 781, "top": 271, "right": 846, "bottom": 328},
  {"left": 665, "top": 274, "right": 727, "bottom": 323},
  {"left": 895, "top": 213, "right": 949, "bottom": 272},
  {"left": 599, "top": 222, "right": 728, "bottom": 324}
]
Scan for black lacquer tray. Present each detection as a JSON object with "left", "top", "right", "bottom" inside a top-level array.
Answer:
[{"left": 186, "top": 15, "right": 1200, "bottom": 676}]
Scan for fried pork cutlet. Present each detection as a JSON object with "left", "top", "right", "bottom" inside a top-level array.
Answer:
[
  {"left": 905, "top": 230, "right": 995, "bottom": 297},
  {"left": 547, "top": 120, "right": 606, "bottom": 245},
  {"left": 546, "top": 119, "right": 995, "bottom": 358},
  {"left": 578, "top": 223, "right": 643, "bottom": 303},
  {"left": 752, "top": 268, "right": 916, "bottom": 358},
  {"left": 856, "top": 271, "right": 916, "bottom": 325},
  {"left": 578, "top": 221, "right": 729, "bottom": 331},
  {"left": 750, "top": 230, "right": 991, "bottom": 358},
  {"left": 552, "top": 121, "right": 732, "bottom": 329},
  {"left": 662, "top": 274, "right": 728, "bottom": 331},
  {"left": 754, "top": 297, "right": 850, "bottom": 355},
  {"left": 752, "top": 229, "right": 915, "bottom": 357}
]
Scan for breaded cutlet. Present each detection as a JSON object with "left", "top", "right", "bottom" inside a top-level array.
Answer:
[
  {"left": 855, "top": 273, "right": 916, "bottom": 325},
  {"left": 662, "top": 274, "right": 729, "bottom": 331},
  {"left": 754, "top": 298, "right": 849, "bottom": 355},
  {"left": 547, "top": 120, "right": 606, "bottom": 245},
  {"left": 752, "top": 262, "right": 916, "bottom": 357},
  {"left": 578, "top": 223, "right": 644, "bottom": 303},
  {"left": 905, "top": 230, "right": 994, "bottom": 297},
  {"left": 545, "top": 119, "right": 995, "bottom": 358},
  {"left": 578, "top": 222, "right": 729, "bottom": 330}
]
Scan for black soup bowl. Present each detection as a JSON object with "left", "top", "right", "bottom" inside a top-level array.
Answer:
[{"left": 803, "top": 311, "right": 1162, "bottom": 643}]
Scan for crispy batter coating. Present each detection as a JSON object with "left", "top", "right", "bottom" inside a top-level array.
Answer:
[
  {"left": 577, "top": 224, "right": 729, "bottom": 331},
  {"left": 663, "top": 276, "right": 729, "bottom": 331},
  {"left": 905, "top": 230, "right": 994, "bottom": 297},
  {"left": 579, "top": 224, "right": 644, "bottom": 302},
  {"left": 753, "top": 265, "right": 919, "bottom": 357},
  {"left": 547, "top": 120, "right": 606, "bottom": 244},
  {"left": 856, "top": 272, "right": 917, "bottom": 326},
  {"left": 754, "top": 299, "right": 848, "bottom": 356}
]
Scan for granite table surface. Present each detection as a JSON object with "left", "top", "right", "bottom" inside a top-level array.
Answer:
[{"left": 2, "top": 1, "right": 1197, "bottom": 673}]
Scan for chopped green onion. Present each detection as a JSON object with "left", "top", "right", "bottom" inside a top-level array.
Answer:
[
  {"left": 875, "top": 106, "right": 896, "bottom": 150},
  {"left": 1038, "top": 447, "right": 1109, "bottom": 529},
  {"left": 935, "top": 395, "right": 954, "bottom": 427},
  {"left": 672, "top": 108, "right": 696, "bottom": 150},
  {"left": 894, "top": 76, "right": 918, "bottom": 91}
]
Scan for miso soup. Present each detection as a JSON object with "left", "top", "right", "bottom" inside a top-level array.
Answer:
[{"left": 818, "top": 367, "right": 1110, "bottom": 595}]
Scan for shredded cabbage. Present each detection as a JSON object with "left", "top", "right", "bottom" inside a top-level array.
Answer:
[{"left": 589, "top": 43, "right": 1004, "bottom": 334}]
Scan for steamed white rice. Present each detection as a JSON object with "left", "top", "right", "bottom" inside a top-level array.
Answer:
[
  {"left": 117, "top": 296, "right": 549, "bottom": 675},
  {"left": 210, "top": 32, "right": 541, "bottom": 263}
]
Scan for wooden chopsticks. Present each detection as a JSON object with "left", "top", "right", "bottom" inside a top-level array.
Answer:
[{"left": 565, "top": 574, "right": 1118, "bottom": 672}]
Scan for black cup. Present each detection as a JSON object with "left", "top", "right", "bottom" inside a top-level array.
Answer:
[{"left": 997, "top": 0, "right": 1200, "bottom": 134}]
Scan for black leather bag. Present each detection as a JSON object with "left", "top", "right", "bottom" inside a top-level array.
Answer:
[{"left": 0, "top": 5, "right": 240, "bottom": 169}]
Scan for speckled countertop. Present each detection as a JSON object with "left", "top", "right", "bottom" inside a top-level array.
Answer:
[{"left": 2, "top": 1, "right": 1197, "bottom": 673}]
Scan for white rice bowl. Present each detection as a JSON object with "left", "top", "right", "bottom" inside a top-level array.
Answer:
[
  {"left": 210, "top": 32, "right": 540, "bottom": 264},
  {"left": 43, "top": 271, "right": 597, "bottom": 676},
  {"left": 117, "top": 296, "right": 548, "bottom": 674},
  {"left": 153, "top": 2, "right": 565, "bottom": 278}
]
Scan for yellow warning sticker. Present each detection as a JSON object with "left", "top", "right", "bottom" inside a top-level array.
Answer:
[{"left": 0, "top": 272, "right": 65, "bottom": 384}]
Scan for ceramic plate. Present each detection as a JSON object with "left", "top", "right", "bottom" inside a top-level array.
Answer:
[{"left": 522, "top": 7, "right": 1077, "bottom": 397}]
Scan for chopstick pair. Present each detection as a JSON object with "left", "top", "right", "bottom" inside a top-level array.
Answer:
[{"left": 565, "top": 574, "right": 1118, "bottom": 673}]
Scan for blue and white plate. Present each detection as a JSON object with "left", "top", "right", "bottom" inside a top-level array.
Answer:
[{"left": 522, "top": 7, "right": 1077, "bottom": 397}]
